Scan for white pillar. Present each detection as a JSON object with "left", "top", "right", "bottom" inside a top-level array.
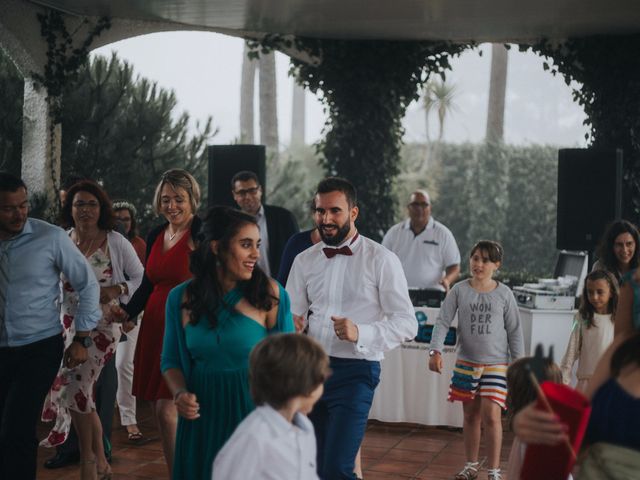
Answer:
[{"left": 21, "top": 79, "right": 60, "bottom": 206}]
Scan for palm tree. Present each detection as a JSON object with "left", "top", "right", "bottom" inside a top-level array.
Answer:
[
  {"left": 240, "top": 42, "right": 257, "bottom": 143},
  {"left": 291, "top": 82, "right": 306, "bottom": 145},
  {"left": 423, "top": 79, "right": 457, "bottom": 144},
  {"left": 422, "top": 78, "right": 457, "bottom": 171},
  {"left": 259, "top": 51, "right": 279, "bottom": 157},
  {"left": 485, "top": 43, "right": 509, "bottom": 143}
]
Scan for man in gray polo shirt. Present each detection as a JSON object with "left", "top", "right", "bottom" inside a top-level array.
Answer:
[{"left": 382, "top": 189, "right": 461, "bottom": 292}]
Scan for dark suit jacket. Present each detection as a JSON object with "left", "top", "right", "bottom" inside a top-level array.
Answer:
[{"left": 264, "top": 204, "right": 299, "bottom": 275}]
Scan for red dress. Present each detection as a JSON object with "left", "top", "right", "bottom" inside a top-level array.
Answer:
[{"left": 132, "top": 230, "right": 192, "bottom": 401}]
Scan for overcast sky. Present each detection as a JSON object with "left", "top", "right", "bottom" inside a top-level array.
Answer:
[{"left": 92, "top": 32, "right": 589, "bottom": 148}]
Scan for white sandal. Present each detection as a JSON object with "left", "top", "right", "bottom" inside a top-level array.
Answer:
[
  {"left": 454, "top": 461, "right": 479, "bottom": 480},
  {"left": 487, "top": 468, "right": 503, "bottom": 480}
]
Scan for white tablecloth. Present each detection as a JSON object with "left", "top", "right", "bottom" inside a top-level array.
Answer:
[{"left": 369, "top": 307, "right": 463, "bottom": 427}]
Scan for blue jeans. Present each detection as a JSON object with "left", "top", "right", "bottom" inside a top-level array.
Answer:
[{"left": 309, "top": 357, "right": 381, "bottom": 480}]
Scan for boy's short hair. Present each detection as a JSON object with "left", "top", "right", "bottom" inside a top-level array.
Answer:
[{"left": 250, "top": 333, "right": 330, "bottom": 409}]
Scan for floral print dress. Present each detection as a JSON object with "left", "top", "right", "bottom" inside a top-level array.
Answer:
[{"left": 40, "top": 243, "right": 121, "bottom": 447}]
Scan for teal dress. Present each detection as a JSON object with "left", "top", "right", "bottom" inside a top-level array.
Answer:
[{"left": 161, "top": 280, "right": 294, "bottom": 480}]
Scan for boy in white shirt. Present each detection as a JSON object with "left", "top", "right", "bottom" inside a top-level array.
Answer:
[{"left": 212, "top": 333, "right": 330, "bottom": 480}]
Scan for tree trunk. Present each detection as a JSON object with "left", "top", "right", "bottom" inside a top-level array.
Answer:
[
  {"left": 291, "top": 82, "right": 305, "bottom": 145},
  {"left": 240, "top": 42, "right": 256, "bottom": 143},
  {"left": 259, "top": 51, "right": 278, "bottom": 157},
  {"left": 485, "top": 43, "right": 509, "bottom": 143}
]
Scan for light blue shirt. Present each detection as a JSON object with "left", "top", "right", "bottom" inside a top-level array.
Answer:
[{"left": 0, "top": 218, "right": 101, "bottom": 347}]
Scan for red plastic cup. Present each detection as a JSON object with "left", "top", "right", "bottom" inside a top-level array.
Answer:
[{"left": 520, "top": 381, "right": 591, "bottom": 480}]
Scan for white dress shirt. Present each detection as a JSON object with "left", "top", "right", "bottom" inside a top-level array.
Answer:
[
  {"left": 286, "top": 233, "right": 417, "bottom": 361},
  {"left": 256, "top": 205, "right": 271, "bottom": 276},
  {"left": 212, "top": 405, "right": 318, "bottom": 480},
  {"left": 382, "top": 217, "right": 460, "bottom": 290}
]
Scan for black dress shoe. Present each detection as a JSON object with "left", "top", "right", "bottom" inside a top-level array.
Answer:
[{"left": 43, "top": 451, "right": 80, "bottom": 469}]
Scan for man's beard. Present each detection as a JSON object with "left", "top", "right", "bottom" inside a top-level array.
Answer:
[{"left": 318, "top": 220, "right": 351, "bottom": 246}]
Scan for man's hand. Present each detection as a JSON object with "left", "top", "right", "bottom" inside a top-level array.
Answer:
[
  {"left": 513, "top": 402, "right": 568, "bottom": 445},
  {"left": 64, "top": 341, "right": 88, "bottom": 369},
  {"left": 293, "top": 314, "right": 306, "bottom": 333},
  {"left": 174, "top": 391, "right": 200, "bottom": 420},
  {"left": 439, "top": 277, "right": 452, "bottom": 293},
  {"left": 100, "top": 285, "right": 121, "bottom": 304},
  {"left": 428, "top": 352, "right": 443, "bottom": 373},
  {"left": 331, "top": 316, "right": 359, "bottom": 343}
]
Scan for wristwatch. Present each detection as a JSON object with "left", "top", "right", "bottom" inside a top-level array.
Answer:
[
  {"left": 73, "top": 335, "right": 93, "bottom": 348},
  {"left": 429, "top": 350, "right": 441, "bottom": 357}
]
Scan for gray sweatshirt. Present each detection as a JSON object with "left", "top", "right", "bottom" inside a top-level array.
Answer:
[{"left": 431, "top": 279, "right": 525, "bottom": 364}]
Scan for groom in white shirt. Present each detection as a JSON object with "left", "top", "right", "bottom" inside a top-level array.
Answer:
[{"left": 286, "top": 177, "right": 417, "bottom": 479}]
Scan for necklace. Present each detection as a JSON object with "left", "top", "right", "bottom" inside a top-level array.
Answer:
[
  {"left": 168, "top": 227, "right": 185, "bottom": 242},
  {"left": 75, "top": 232, "right": 98, "bottom": 257}
]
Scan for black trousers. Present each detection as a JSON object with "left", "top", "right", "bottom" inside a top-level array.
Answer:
[
  {"left": 0, "top": 334, "right": 64, "bottom": 480},
  {"left": 56, "top": 354, "right": 118, "bottom": 455}
]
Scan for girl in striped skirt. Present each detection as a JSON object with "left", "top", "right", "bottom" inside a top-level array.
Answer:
[{"left": 429, "top": 241, "right": 525, "bottom": 480}]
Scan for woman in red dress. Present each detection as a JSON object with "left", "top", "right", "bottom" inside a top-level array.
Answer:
[{"left": 123, "top": 170, "right": 201, "bottom": 475}]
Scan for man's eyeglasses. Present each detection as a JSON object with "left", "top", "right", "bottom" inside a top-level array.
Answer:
[
  {"left": 408, "top": 202, "right": 430, "bottom": 209},
  {"left": 73, "top": 201, "right": 100, "bottom": 209},
  {"left": 233, "top": 187, "right": 260, "bottom": 197}
]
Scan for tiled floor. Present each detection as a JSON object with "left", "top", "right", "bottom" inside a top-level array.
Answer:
[{"left": 36, "top": 405, "right": 513, "bottom": 479}]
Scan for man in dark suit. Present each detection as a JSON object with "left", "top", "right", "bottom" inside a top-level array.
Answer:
[{"left": 231, "top": 171, "right": 299, "bottom": 276}]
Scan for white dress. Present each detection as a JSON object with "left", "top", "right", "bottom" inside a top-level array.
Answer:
[{"left": 560, "top": 312, "right": 614, "bottom": 393}]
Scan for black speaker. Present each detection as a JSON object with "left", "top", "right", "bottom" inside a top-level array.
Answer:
[
  {"left": 556, "top": 148, "right": 623, "bottom": 251},
  {"left": 207, "top": 145, "right": 266, "bottom": 207}
]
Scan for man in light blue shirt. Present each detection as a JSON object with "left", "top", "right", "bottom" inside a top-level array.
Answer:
[{"left": 0, "top": 172, "right": 101, "bottom": 480}]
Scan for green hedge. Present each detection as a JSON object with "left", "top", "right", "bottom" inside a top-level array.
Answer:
[{"left": 397, "top": 142, "right": 559, "bottom": 278}]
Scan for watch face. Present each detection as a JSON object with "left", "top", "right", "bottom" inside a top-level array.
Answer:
[{"left": 75, "top": 336, "right": 92, "bottom": 348}]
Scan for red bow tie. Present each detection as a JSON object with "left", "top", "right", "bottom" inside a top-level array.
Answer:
[
  {"left": 322, "top": 245, "right": 353, "bottom": 258},
  {"left": 322, "top": 233, "right": 359, "bottom": 258}
]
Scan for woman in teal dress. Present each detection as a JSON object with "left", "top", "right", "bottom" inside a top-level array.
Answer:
[{"left": 161, "top": 206, "right": 294, "bottom": 480}]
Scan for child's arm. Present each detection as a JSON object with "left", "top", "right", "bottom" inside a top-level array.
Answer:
[
  {"left": 430, "top": 286, "right": 459, "bottom": 352},
  {"left": 428, "top": 286, "right": 459, "bottom": 372},
  {"left": 504, "top": 290, "right": 525, "bottom": 360},
  {"left": 559, "top": 317, "right": 581, "bottom": 384}
]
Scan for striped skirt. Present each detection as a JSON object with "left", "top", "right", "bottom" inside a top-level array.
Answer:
[{"left": 448, "top": 359, "right": 508, "bottom": 409}]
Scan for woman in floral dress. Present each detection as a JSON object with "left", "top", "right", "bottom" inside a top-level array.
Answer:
[{"left": 41, "top": 181, "right": 143, "bottom": 480}]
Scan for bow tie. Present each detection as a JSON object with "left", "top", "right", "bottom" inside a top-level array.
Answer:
[{"left": 322, "top": 245, "right": 353, "bottom": 258}]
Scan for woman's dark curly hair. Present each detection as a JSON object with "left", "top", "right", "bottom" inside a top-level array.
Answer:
[
  {"left": 183, "top": 206, "right": 278, "bottom": 327},
  {"left": 60, "top": 180, "right": 117, "bottom": 230},
  {"left": 596, "top": 220, "right": 640, "bottom": 277}
]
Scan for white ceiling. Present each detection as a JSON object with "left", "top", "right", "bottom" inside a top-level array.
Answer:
[{"left": 30, "top": 0, "right": 640, "bottom": 43}]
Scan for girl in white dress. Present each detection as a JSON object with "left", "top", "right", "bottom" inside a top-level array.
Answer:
[{"left": 560, "top": 269, "right": 618, "bottom": 393}]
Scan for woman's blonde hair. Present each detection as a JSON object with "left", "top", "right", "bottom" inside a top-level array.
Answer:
[{"left": 153, "top": 169, "right": 201, "bottom": 215}]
